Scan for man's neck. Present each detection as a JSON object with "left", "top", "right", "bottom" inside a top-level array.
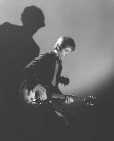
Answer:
[{"left": 53, "top": 49, "right": 62, "bottom": 61}]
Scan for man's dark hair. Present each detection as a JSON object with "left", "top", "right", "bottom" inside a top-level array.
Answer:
[
  {"left": 21, "top": 5, "right": 45, "bottom": 28},
  {"left": 55, "top": 36, "right": 76, "bottom": 51}
]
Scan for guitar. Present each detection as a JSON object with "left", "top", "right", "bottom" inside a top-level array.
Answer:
[{"left": 19, "top": 80, "right": 96, "bottom": 108}]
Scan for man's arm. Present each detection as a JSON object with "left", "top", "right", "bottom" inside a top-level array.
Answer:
[{"left": 24, "top": 52, "right": 57, "bottom": 86}]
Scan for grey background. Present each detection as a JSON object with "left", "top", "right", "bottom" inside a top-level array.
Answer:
[{"left": 0, "top": 0, "right": 113, "bottom": 95}]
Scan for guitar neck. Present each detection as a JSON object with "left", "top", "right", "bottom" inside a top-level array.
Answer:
[
  {"left": 69, "top": 95, "right": 96, "bottom": 106},
  {"left": 52, "top": 94, "right": 96, "bottom": 106},
  {"left": 72, "top": 95, "right": 88, "bottom": 104}
]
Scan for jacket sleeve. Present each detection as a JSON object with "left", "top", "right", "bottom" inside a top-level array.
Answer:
[
  {"left": 40, "top": 53, "right": 57, "bottom": 84},
  {"left": 23, "top": 52, "right": 57, "bottom": 86}
]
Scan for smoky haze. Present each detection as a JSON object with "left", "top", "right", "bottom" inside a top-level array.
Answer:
[{"left": 0, "top": 0, "right": 113, "bottom": 95}]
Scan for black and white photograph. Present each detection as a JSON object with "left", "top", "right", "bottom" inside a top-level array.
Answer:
[{"left": 0, "top": 0, "right": 113, "bottom": 141}]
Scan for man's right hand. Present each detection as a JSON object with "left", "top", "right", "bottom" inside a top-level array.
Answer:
[{"left": 59, "top": 76, "right": 70, "bottom": 85}]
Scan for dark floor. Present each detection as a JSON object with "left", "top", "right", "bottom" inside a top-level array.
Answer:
[
  {"left": 0, "top": 82, "right": 113, "bottom": 141},
  {"left": 0, "top": 97, "right": 96, "bottom": 141}
]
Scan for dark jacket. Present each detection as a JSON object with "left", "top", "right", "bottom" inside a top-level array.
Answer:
[{"left": 24, "top": 51, "right": 69, "bottom": 94}]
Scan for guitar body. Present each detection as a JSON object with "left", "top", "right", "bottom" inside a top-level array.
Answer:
[
  {"left": 19, "top": 80, "right": 96, "bottom": 108},
  {"left": 19, "top": 80, "right": 48, "bottom": 105}
]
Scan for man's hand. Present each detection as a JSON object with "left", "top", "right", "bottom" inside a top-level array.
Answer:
[{"left": 59, "top": 76, "right": 70, "bottom": 85}]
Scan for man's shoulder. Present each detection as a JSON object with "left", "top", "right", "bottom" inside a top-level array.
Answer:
[
  {"left": 26, "top": 51, "right": 57, "bottom": 68},
  {"left": 35, "top": 51, "right": 57, "bottom": 61},
  {"left": 44, "top": 51, "right": 58, "bottom": 60}
]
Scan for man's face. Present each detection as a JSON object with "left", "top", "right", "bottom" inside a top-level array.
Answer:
[{"left": 61, "top": 47, "right": 72, "bottom": 57}]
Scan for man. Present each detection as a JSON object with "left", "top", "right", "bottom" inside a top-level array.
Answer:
[{"left": 23, "top": 36, "right": 76, "bottom": 126}]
